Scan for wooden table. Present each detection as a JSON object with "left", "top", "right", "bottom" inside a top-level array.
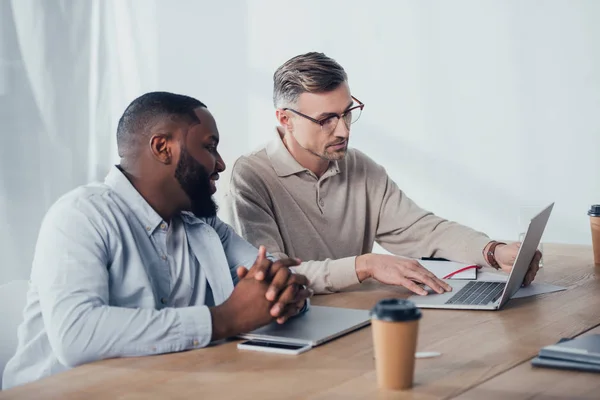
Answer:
[
  {"left": 455, "top": 325, "right": 600, "bottom": 400},
  {"left": 1, "top": 244, "right": 599, "bottom": 400}
]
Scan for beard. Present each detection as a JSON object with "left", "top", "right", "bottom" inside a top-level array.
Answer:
[
  {"left": 308, "top": 140, "right": 348, "bottom": 161},
  {"left": 291, "top": 130, "right": 348, "bottom": 161},
  {"left": 321, "top": 141, "right": 348, "bottom": 161},
  {"left": 174, "top": 147, "right": 218, "bottom": 219}
]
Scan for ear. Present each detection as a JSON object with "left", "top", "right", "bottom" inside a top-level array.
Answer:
[
  {"left": 275, "top": 109, "right": 293, "bottom": 131},
  {"left": 149, "top": 134, "right": 174, "bottom": 164}
]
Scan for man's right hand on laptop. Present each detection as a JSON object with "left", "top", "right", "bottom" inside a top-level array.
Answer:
[{"left": 355, "top": 254, "right": 452, "bottom": 296}]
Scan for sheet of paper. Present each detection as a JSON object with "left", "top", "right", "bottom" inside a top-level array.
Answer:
[
  {"left": 476, "top": 271, "right": 566, "bottom": 298},
  {"left": 419, "top": 260, "right": 477, "bottom": 280},
  {"left": 512, "top": 282, "right": 566, "bottom": 299}
]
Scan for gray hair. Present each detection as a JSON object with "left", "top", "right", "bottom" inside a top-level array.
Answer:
[{"left": 273, "top": 52, "right": 348, "bottom": 108}]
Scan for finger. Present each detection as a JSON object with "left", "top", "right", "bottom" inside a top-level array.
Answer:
[
  {"left": 253, "top": 246, "right": 268, "bottom": 280},
  {"left": 276, "top": 309, "right": 300, "bottom": 324},
  {"left": 262, "top": 258, "right": 300, "bottom": 281},
  {"left": 272, "top": 287, "right": 312, "bottom": 318},
  {"left": 236, "top": 266, "right": 248, "bottom": 279},
  {"left": 398, "top": 277, "right": 428, "bottom": 296},
  {"left": 294, "top": 286, "right": 313, "bottom": 302},
  {"left": 402, "top": 260, "right": 450, "bottom": 293},
  {"left": 529, "top": 251, "right": 541, "bottom": 275},
  {"left": 408, "top": 269, "right": 449, "bottom": 294},
  {"left": 270, "top": 285, "right": 297, "bottom": 317},
  {"left": 524, "top": 251, "right": 541, "bottom": 286},
  {"left": 276, "top": 301, "right": 305, "bottom": 324},
  {"left": 279, "top": 284, "right": 299, "bottom": 306},
  {"left": 524, "top": 269, "right": 536, "bottom": 286},
  {"left": 417, "top": 276, "right": 447, "bottom": 294},
  {"left": 294, "top": 298, "right": 306, "bottom": 310},
  {"left": 523, "top": 260, "right": 539, "bottom": 286},
  {"left": 250, "top": 257, "right": 272, "bottom": 281},
  {"left": 411, "top": 262, "right": 452, "bottom": 292},
  {"left": 286, "top": 273, "right": 310, "bottom": 288},
  {"left": 257, "top": 245, "right": 267, "bottom": 261},
  {"left": 272, "top": 258, "right": 301, "bottom": 269},
  {"left": 267, "top": 267, "right": 291, "bottom": 302}
]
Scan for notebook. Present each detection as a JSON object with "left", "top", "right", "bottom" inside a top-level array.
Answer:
[
  {"left": 419, "top": 260, "right": 478, "bottom": 280},
  {"left": 531, "top": 356, "right": 600, "bottom": 373},
  {"left": 538, "top": 335, "right": 600, "bottom": 365}
]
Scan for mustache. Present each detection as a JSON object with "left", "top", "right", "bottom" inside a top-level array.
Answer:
[{"left": 327, "top": 139, "right": 347, "bottom": 147}]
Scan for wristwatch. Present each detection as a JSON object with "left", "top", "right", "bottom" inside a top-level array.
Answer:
[{"left": 486, "top": 241, "right": 507, "bottom": 270}]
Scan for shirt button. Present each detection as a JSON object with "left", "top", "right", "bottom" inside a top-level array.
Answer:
[
  {"left": 319, "top": 199, "right": 325, "bottom": 207},
  {"left": 145, "top": 226, "right": 151, "bottom": 231},
  {"left": 193, "top": 340, "right": 199, "bottom": 346},
  {"left": 161, "top": 254, "right": 167, "bottom": 261},
  {"left": 160, "top": 223, "right": 167, "bottom": 230},
  {"left": 161, "top": 297, "right": 168, "bottom": 305}
]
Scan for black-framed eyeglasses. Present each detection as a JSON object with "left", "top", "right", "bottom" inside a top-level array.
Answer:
[{"left": 283, "top": 96, "right": 364, "bottom": 134}]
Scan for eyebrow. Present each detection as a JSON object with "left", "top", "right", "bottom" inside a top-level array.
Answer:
[
  {"left": 316, "top": 101, "right": 355, "bottom": 120},
  {"left": 207, "top": 134, "right": 219, "bottom": 145}
]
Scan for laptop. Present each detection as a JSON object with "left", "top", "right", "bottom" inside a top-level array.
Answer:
[
  {"left": 238, "top": 305, "right": 371, "bottom": 346},
  {"left": 408, "top": 203, "right": 554, "bottom": 310}
]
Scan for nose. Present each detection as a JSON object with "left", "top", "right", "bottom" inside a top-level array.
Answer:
[
  {"left": 215, "top": 154, "right": 226, "bottom": 173},
  {"left": 333, "top": 117, "right": 350, "bottom": 140}
]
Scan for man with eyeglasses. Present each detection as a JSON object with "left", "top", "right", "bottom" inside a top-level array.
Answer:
[{"left": 228, "top": 52, "right": 540, "bottom": 295}]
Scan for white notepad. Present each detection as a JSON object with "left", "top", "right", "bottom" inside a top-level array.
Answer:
[{"left": 419, "top": 260, "right": 478, "bottom": 280}]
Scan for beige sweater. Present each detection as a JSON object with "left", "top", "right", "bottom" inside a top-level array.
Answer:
[{"left": 229, "top": 130, "right": 491, "bottom": 294}]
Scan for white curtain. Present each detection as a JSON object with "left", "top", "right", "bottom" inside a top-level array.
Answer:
[{"left": 0, "top": 0, "right": 158, "bottom": 284}]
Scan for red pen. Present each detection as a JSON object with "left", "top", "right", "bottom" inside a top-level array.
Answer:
[{"left": 442, "top": 265, "right": 481, "bottom": 279}]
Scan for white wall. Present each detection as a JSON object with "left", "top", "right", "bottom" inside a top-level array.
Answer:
[
  {"left": 155, "top": 0, "right": 600, "bottom": 246},
  {"left": 2, "top": 0, "right": 599, "bottom": 284},
  {"left": 240, "top": 0, "right": 600, "bottom": 245},
  {"left": 154, "top": 0, "right": 250, "bottom": 209}
]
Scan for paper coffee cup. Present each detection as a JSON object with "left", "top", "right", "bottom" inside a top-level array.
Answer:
[
  {"left": 370, "top": 299, "right": 422, "bottom": 390},
  {"left": 589, "top": 205, "right": 600, "bottom": 265}
]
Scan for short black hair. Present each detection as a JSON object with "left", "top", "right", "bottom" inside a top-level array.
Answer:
[{"left": 116, "top": 91, "right": 207, "bottom": 157}]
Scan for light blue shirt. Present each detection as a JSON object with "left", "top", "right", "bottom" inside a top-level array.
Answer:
[{"left": 3, "top": 166, "right": 265, "bottom": 389}]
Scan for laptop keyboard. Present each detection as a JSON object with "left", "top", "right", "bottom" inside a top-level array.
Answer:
[{"left": 445, "top": 281, "right": 506, "bottom": 305}]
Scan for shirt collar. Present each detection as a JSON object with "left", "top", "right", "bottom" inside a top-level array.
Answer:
[
  {"left": 104, "top": 166, "right": 204, "bottom": 235},
  {"left": 180, "top": 211, "right": 205, "bottom": 226},
  {"left": 266, "top": 127, "right": 340, "bottom": 178}
]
